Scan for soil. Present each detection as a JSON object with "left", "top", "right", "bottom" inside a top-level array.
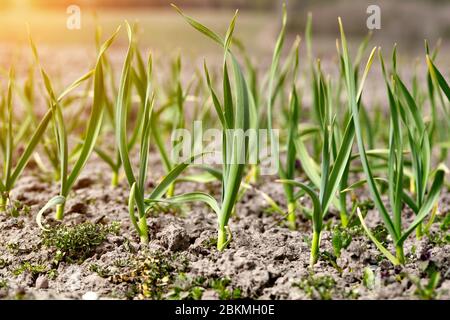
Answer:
[{"left": 0, "top": 153, "right": 449, "bottom": 300}]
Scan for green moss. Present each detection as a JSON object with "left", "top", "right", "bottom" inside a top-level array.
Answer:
[
  {"left": 167, "top": 275, "right": 242, "bottom": 300},
  {"left": 1, "top": 199, "right": 30, "bottom": 218},
  {"left": 295, "top": 274, "right": 336, "bottom": 300},
  {"left": 331, "top": 226, "right": 352, "bottom": 258},
  {"left": 6, "top": 242, "right": 19, "bottom": 254},
  {"left": 372, "top": 224, "right": 389, "bottom": 246},
  {"left": 109, "top": 251, "right": 187, "bottom": 300},
  {"left": 411, "top": 271, "right": 441, "bottom": 300},
  {"left": 202, "top": 237, "right": 217, "bottom": 249},
  {"left": 0, "top": 279, "right": 7, "bottom": 289},
  {"left": 0, "top": 259, "right": 9, "bottom": 269},
  {"left": 12, "top": 262, "right": 47, "bottom": 278},
  {"left": 41, "top": 221, "right": 120, "bottom": 263}
]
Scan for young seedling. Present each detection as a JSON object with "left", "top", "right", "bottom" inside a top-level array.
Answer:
[
  {"left": 279, "top": 20, "right": 376, "bottom": 266},
  {"left": 389, "top": 48, "right": 445, "bottom": 239},
  {"left": 93, "top": 26, "right": 153, "bottom": 188},
  {"left": 349, "top": 39, "right": 447, "bottom": 265},
  {"left": 0, "top": 65, "right": 91, "bottom": 212},
  {"left": 426, "top": 52, "right": 450, "bottom": 162},
  {"left": 151, "top": 54, "right": 196, "bottom": 198},
  {"left": 147, "top": 5, "right": 251, "bottom": 251},
  {"left": 17, "top": 49, "right": 96, "bottom": 182},
  {"left": 265, "top": 5, "right": 302, "bottom": 230},
  {"left": 116, "top": 23, "right": 202, "bottom": 243},
  {"left": 295, "top": 15, "right": 375, "bottom": 228},
  {"left": 425, "top": 42, "right": 449, "bottom": 161},
  {"left": 117, "top": 32, "right": 151, "bottom": 243},
  {"left": 36, "top": 28, "right": 119, "bottom": 225}
]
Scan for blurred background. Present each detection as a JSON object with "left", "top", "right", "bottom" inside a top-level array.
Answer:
[
  {"left": 1, "top": 0, "right": 449, "bottom": 83},
  {"left": 1, "top": 0, "right": 450, "bottom": 53},
  {"left": 0, "top": 0, "right": 448, "bottom": 143}
]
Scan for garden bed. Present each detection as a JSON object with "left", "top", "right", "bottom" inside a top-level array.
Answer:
[{"left": 1, "top": 158, "right": 449, "bottom": 300}]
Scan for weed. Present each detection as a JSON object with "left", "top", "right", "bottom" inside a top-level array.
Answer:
[
  {"left": 41, "top": 221, "right": 120, "bottom": 262},
  {"left": 331, "top": 227, "right": 352, "bottom": 258},
  {"left": 411, "top": 271, "right": 441, "bottom": 300},
  {"left": 12, "top": 262, "right": 49, "bottom": 280},
  {"left": 362, "top": 267, "right": 376, "bottom": 290},
  {"left": 167, "top": 274, "right": 242, "bottom": 300},
  {"left": 0, "top": 279, "right": 7, "bottom": 289},
  {"left": 295, "top": 274, "right": 336, "bottom": 300},
  {"left": 110, "top": 250, "right": 187, "bottom": 300}
]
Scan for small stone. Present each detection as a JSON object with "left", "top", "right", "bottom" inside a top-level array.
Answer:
[
  {"left": 82, "top": 291, "right": 99, "bottom": 300},
  {"left": 35, "top": 275, "right": 49, "bottom": 289}
]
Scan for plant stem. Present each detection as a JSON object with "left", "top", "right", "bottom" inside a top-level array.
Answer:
[
  {"left": 287, "top": 201, "right": 297, "bottom": 230},
  {"left": 249, "top": 164, "right": 260, "bottom": 183},
  {"left": 340, "top": 211, "right": 348, "bottom": 228},
  {"left": 166, "top": 183, "right": 175, "bottom": 198},
  {"left": 138, "top": 216, "right": 149, "bottom": 244},
  {"left": 217, "top": 226, "right": 227, "bottom": 251},
  {"left": 53, "top": 170, "right": 61, "bottom": 182},
  {"left": 0, "top": 194, "right": 7, "bottom": 212},
  {"left": 111, "top": 171, "right": 119, "bottom": 187},
  {"left": 230, "top": 206, "right": 237, "bottom": 218},
  {"left": 395, "top": 245, "right": 405, "bottom": 265},
  {"left": 55, "top": 203, "right": 65, "bottom": 220},
  {"left": 409, "top": 177, "right": 415, "bottom": 195},
  {"left": 310, "top": 230, "right": 320, "bottom": 266},
  {"left": 416, "top": 223, "right": 423, "bottom": 239},
  {"left": 339, "top": 190, "right": 349, "bottom": 228},
  {"left": 340, "top": 210, "right": 349, "bottom": 228}
]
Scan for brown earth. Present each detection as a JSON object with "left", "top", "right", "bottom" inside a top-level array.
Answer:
[{"left": 0, "top": 153, "right": 449, "bottom": 300}]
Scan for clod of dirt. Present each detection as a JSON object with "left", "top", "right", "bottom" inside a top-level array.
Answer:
[
  {"left": 35, "top": 275, "right": 49, "bottom": 289},
  {"left": 158, "top": 225, "right": 190, "bottom": 251},
  {"left": 68, "top": 202, "right": 88, "bottom": 215},
  {"left": 0, "top": 288, "right": 7, "bottom": 298},
  {"left": 73, "top": 177, "right": 94, "bottom": 190}
]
